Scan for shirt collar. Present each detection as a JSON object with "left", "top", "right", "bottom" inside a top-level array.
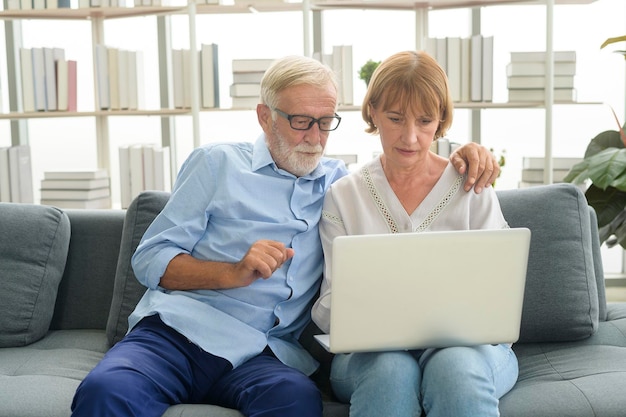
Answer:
[{"left": 252, "top": 134, "right": 327, "bottom": 181}]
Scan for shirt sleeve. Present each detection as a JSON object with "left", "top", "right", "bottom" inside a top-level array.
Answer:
[{"left": 131, "top": 147, "right": 218, "bottom": 290}]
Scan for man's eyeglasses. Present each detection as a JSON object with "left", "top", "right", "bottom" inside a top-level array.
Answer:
[{"left": 272, "top": 108, "right": 341, "bottom": 132}]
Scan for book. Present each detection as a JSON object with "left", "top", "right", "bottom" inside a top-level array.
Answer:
[
  {"left": 508, "top": 88, "right": 577, "bottom": 102},
  {"left": 446, "top": 37, "right": 462, "bottom": 102},
  {"left": 7, "top": 145, "right": 34, "bottom": 203},
  {"left": 128, "top": 50, "right": 145, "bottom": 110},
  {"left": 232, "top": 58, "right": 274, "bottom": 73},
  {"left": 43, "top": 47, "right": 64, "bottom": 111},
  {"left": 470, "top": 34, "right": 482, "bottom": 102},
  {"left": 142, "top": 145, "right": 155, "bottom": 191},
  {"left": 332, "top": 45, "right": 353, "bottom": 105},
  {"left": 182, "top": 48, "right": 192, "bottom": 109},
  {"left": 31, "top": 47, "right": 46, "bottom": 111},
  {"left": 201, "top": 43, "right": 220, "bottom": 108},
  {"left": 40, "top": 197, "right": 112, "bottom": 209},
  {"left": 108, "top": 47, "right": 120, "bottom": 110},
  {"left": 521, "top": 168, "right": 571, "bottom": 183},
  {"left": 7, "top": 0, "right": 21, "bottom": 9},
  {"left": 435, "top": 37, "right": 447, "bottom": 73},
  {"left": 20, "top": 48, "right": 35, "bottom": 113},
  {"left": 231, "top": 96, "right": 260, "bottom": 109},
  {"left": 481, "top": 35, "right": 494, "bottom": 102},
  {"left": 229, "top": 83, "right": 261, "bottom": 97},
  {"left": 522, "top": 157, "right": 582, "bottom": 170},
  {"left": 152, "top": 146, "right": 171, "bottom": 192},
  {"left": 20, "top": 0, "right": 32, "bottom": 9},
  {"left": 129, "top": 144, "right": 145, "bottom": 199},
  {"left": 0, "top": 147, "right": 11, "bottom": 203},
  {"left": 56, "top": 58, "right": 69, "bottom": 111},
  {"left": 506, "top": 61, "right": 576, "bottom": 77},
  {"left": 118, "top": 49, "right": 130, "bottom": 110},
  {"left": 232, "top": 71, "right": 265, "bottom": 84},
  {"left": 119, "top": 145, "right": 132, "bottom": 209},
  {"left": 172, "top": 48, "right": 185, "bottom": 109},
  {"left": 67, "top": 60, "right": 78, "bottom": 112},
  {"left": 40, "top": 177, "right": 110, "bottom": 190},
  {"left": 507, "top": 75, "right": 575, "bottom": 89},
  {"left": 510, "top": 50, "right": 576, "bottom": 63},
  {"left": 41, "top": 187, "right": 110, "bottom": 200},
  {"left": 95, "top": 44, "right": 110, "bottom": 110},
  {"left": 460, "top": 37, "right": 471, "bottom": 103},
  {"left": 44, "top": 169, "right": 109, "bottom": 180}
]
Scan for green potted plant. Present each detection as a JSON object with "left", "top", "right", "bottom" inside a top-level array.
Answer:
[
  {"left": 358, "top": 59, "right": 381, "bottom": 86},
  {"left": 564, "top": 36, "right": 626, "bottom": 248}
]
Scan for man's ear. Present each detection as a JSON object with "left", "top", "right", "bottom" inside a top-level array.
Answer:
[{"left": 257, "top": 104, "right": 272, "bottom": 133}]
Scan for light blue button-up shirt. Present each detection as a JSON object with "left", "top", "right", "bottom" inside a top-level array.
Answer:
[{"left": 129, "top": 135, "right": 348, "bottom": 375}]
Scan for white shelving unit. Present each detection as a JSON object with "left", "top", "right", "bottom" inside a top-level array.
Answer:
[{"left": 0, "top": 0, "right": 600, "bottom": 200}]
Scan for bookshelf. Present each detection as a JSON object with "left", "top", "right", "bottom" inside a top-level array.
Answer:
[{"left": 0, "top": 0, "right": 601, "bottom": 206}]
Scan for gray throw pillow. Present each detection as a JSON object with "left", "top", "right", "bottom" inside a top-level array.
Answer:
[
  {"left": 106, "top": 191, "right": 170, "bottom": 346},
  {"left": 0, "top": 203, "right": 70, "bottom": 347},
  {"left": 497, "top": 183, "right": 599, "bottom": 343}
]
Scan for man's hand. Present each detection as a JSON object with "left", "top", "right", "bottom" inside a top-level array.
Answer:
[
  {"left": 449, "top": 142, "right": 499, "bottom": 193},
  {"left": 160, "top": 240, "right": 294, "bottom": 291}
]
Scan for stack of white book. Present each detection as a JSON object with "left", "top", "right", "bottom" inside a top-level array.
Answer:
[
  {"left": 171, "top": 44, "right": 220, "bottom": 109},
  {"left": 119, "top": 144, "right": 171, "bottom": 209},
  {"left": 40, "top": 169, "right": 111, "bottom": 209},
  {"left": 230, "top": 58, "right": 275, "bottom": 109},
  {"left": 506, "top": 51, "right": 577, "bottom": 102},
  {"left": 425, "top": 35, "right": 493, "bottom": 103},
  {"left": 0, "top": 145, "right": 34, "bottom": 204},
  {"left": 519, "top": 157, "right": 582, "bottom": 188},
  {"left": 314, "top": 45, "right": 354, "bottom": 106}
]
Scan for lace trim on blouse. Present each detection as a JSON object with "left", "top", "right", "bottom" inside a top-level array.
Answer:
[{"left": 413, "top": 174, "right": 463, "bottom": 232}]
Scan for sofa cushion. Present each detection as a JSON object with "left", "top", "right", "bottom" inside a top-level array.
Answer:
[
  {"left": 497, "top": 183, "right": 599, "bottom": 343},
  {"left": 0, "top": 203, "right": 71, "bottom": 347},
  {"left": 106, "top": 191, "right": 170, "bottom": 346}
]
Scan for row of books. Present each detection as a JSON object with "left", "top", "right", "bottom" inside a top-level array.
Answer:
[
  {"left": 119, "top": 144, "right": 171, "bottom": 209},
  {"left": 40, "top": 169, "right": 112, "bottom": 209},
  {"left": 4, "top": 0, "right": 195, "bottom": 9},
  {"left": 518, "top": 156, "right": 581, "bottom": 188},
  {"left": 6, "top": 0, "right": 70, "bottom": 10},
  {"left": 315, "top": 45, "right": 354, "bottom": 106},
  {"left": 172, "top": 43, "right": 220, "bottom": 109},
  {"left": 95, "top": 44, "right": 145, "bottom": 111},
  {"left": 0, "top": 145, "right": 34, "bottom": 204},
  {"left": 229, "top": 58, "right": 273, "bottom": 109},
  {"left": 20, "top": 47, "right": 77, "bottom": 112},
  {"left": 507, "top": 51, "right": 577, "bottom": 102},
  {"left": 425, "top": 35, "right": 494, "bottom": 103}
]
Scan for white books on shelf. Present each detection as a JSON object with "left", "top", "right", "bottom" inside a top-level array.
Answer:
[
  {"left": 130, "top": 50, "right": 145, "bottom": 110},
  {"left": 95, "top": 44, "right": 110, "bottom": 110},
  {"left": 31, "top": 47, "right": 46, "bottom": 111},
  {"left": 108, "top": 47, "right": 120, "bottom": 110},
  {"left": 521, "top": 168, "right": 571, "bottom": 183},
  {"left": 20, "top": 0, "right": 32, "bottom": 9},
  {"left": 508, "top": 88, "right": 577, "bottom": 102},
  {"left": 129, "top": 144, "right": 145, "bottom": 199},
  {"left": 507, "top": 75, "right": 575, "bottom": 89},
  {"left": 506, "top": 61, "right": 576, "bottom": 77},
  {"left": 460, "top": 37, "right": 471, "bottom": 103},
  {"left": 40, "top": 197, "right": 112, "bottom": 209},
  {"left": 40, "top": 177, "right": 110, "bottom": 190},
  {"left": 435, "top": 37, "right": 447, "bottom": 73},
  {"left": 119, "top": 144, "right": 172, "bottom": 209},
  {"left": 142, "top": 145, "right": 155, "bottom": 191},
  {"left": 446, "top": 37, "right": 462, "bottom": 102},
  {"left": 172, "top": 48, "right": 186, "bottom": 109},
  {"left": 522, "top": 157, "right": 582, "bottom": 170},
  {"left": 118, "top": 49, "right": 130, "bottom": 110},
  {"left": 510, "top": 50, "right": 576, "bottom": 63},
  {"left": 7, "top": 0, "right": 21, "bottom": 9},
  {"left": 119, "top": 145, "right": 132, "bottom": 209},
  {"left": 0, "top": 147, "right": 11, "bottom": 203},
  {"left": 332, "top": 45, "right": 353, "bottom": 106},
  {"left": 7, "top": 145, "right": 34, "bottom": 204},
  {"left": 470, "top": 34, "right": 482, "bottom": 102},
  {"left": 44, "top": 169, "right": 109, "bottom": 180},
  {"left": 481, "top": 35, "right": 494, "bottom": 102},
  {"left": 232, "top": 71, "right": 265, "bottom": 84},
  {"left": 40, "top": 187, "right": 110, "bottom": 200},
  {"left": 182, "top": 48, "right": 193, "bottom": 109},
  {"left": 152, "top": 146, "right": 171, "bottom": 192},
  {"left": 232, "top": 58, "right": 275, "bottom": 73},
  {"left": 231, "top": 96, "right": 260, "bottom": 109},
  {"left": 43, "top": 47, "right": 64, "bottom": 111},
  {"left": 229, "top": 83, "right": 261, "bottom": 97},
  {"left": 67, "top": 60, "right": 78, "bottom": 112},
  {"left": 20, "top": 48, "right": 35, "bottom": 113},
  {"left": 56, "top": 58, "right": 69, "bottom": 111},
  {"left": 33, "top": 0, "right": 45, "bottom": 9},
  {"left": 201, "top": 43, "right": 220, "bottom": 109}
]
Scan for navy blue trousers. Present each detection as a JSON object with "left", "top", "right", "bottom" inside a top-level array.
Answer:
[{"left": 71, "top": 315, "right": 322, "bottom": 417}]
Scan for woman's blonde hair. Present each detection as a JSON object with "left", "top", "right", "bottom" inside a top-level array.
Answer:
[{"left": 362, "top": 50, "right": 453, "bottom": 139}]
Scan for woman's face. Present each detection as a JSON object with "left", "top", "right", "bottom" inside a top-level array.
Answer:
[{"left": 371, "top": 103, "right": 440, "bottom": 168}]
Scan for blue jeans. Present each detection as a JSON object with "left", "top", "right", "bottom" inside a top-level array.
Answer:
[
  {"left": 330, "top": 344, "right": 518, "bottom": 417},
  {"left": 71, "top": 315, "right": 322, "bottom": 417}
]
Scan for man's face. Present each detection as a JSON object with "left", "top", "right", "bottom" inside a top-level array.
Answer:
[{"left": 259, "top": 83, "right": 338, "bottom": 177}]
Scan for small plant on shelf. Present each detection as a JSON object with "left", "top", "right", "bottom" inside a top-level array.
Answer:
[{"left": 358, "top": 59, "right": 381, "bottom": 86}]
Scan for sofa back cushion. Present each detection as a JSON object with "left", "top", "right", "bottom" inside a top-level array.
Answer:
[
  {"left": 106, "top": 191, "right": 171, "bottom": 346},
  {"left": 0, "top": 203, "right": 70, "bottom": 347},
  {"left": 496, "top": 183, "right": 600, "bottom": 343}
]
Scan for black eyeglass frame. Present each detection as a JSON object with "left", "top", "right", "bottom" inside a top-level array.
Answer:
[{"left": 272, "top": 107, "right": 342, "bottom": 132}]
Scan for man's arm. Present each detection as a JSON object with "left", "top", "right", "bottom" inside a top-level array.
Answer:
[
  {"left": 449, "top": 142, "right": 499, "bottom": 193},
  {"left": 159, "top": 240, "right": 295, "bottom": 291}
]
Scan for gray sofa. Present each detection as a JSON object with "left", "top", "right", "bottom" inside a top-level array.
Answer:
[{"left": 1, "top": 182, "right": 626, "bottom": 417}]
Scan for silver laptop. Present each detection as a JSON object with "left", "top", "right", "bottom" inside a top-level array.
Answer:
[{"left": 315, "top": 228, "right": 531, "bottom": 354}]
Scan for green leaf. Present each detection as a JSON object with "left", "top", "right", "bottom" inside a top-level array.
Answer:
[
  {"left": 585, "top": 130, "right": 623, "bottom": 158},
  {"left": 563, "top": 159, "right": 590, "bottom": 184},
  {"left": 583, "top": 148, "right": 626, "bottom": 189},
  {"left": 585, "top": 185, "right": 626, "bottom": 228}
]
